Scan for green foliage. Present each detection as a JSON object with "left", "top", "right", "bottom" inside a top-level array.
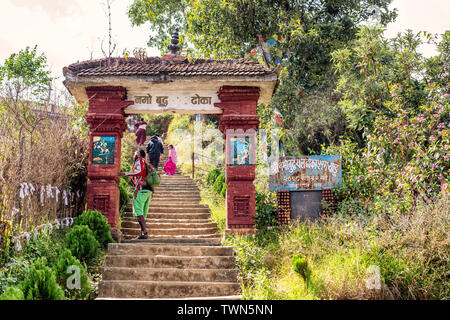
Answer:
[
  {"left": 326, "top": 29, "right": 450, "bottom": 215},
  {"left": 118, "top": 178, "right": 132, "bottom": 213},
  {"left": 53, "top": 249, "right": 92, "bottom": 300},
  {"left": 331, "top": 26, "right": 432, "bottom": 133},
  {"left": 224, "top": 195, "right": 449, "bottom": 300},
  {"left": 0, "top": 286, "right": 24, "bottom": 300},
  {"left": 64, "top": 225, "right": 100, "bottom": 261},
  {"left": 0, "top": 45, "right": 52, "bottom": 100},
  {"left": 129, "top": 0, "right": 397, "bottom": 155},
  {"left": 142, "top": 114, "right": 174, "bottom": 137},
  {"left": 19, "top": 258, "right": 65, "bottom": 300},
  {"left": 213, "top": 173, "right": 226, "bottom": 194},
  {"left": 0, "top": 257, "right": 31, "bottom": 293},
  {"left": 220, "top": 183, "right": 227, "bottom": 198},
  {"left": 73, "top": 210, "right": 114, "bottom": 247},
  {"left": 254, "top": 191, "right": 278, "bottom": 229},
  {"left": 22, "top": 231, "right": 65, "bottom": 266},
  {"left": 292, "top": 254, "right": 308, "bottom": 280},
  {"left": 206, "top": 168, "right": 221, "bottom": 186}
]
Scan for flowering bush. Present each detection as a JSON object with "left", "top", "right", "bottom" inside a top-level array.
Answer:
[{"left": 327, "top": 84, "right": 449, "bottom": 214}]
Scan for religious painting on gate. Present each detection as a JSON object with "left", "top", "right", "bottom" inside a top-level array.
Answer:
[
  {"left": 230, "top": 137, "right": 251, "bottom": 166},
  {"left": 92, "top": 136, "right": 115, "bottom": 165}
]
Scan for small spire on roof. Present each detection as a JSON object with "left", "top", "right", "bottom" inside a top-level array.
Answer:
[{"left": 167, "top": 28, "right": 181, "bottom": 55}]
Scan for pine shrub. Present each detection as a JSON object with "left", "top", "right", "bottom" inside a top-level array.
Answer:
[
  {"left": 65, "top": 225, "right": 100, "bottom": 261},
  {"left": 213, "top": 174, "right": 225, "bottom": 194},
  {"left": 292, "top": 254, "right": 309, "bottom": 281},
  {"left": 73, "top": 210, "right": 114, "bottom": 247},
  {"left": 220, "top": 183, "right": 227, "bottom": 198},
  {"left": 53, "top": 249, "right": 92, "bottom": 299},
  {"left": 19, "top": 258, "right": 65, "bottom": 300},
  {"left": 118, "top": 179, "right": 132, "bottom": 212},
  {"left": 206, "top": 168, "right": 221, "bottom": 186},
  {"left": 0, "top": 286, "right": 24, "bottom": 300}
]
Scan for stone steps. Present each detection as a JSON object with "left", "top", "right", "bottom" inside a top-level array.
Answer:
[
  {"left": 124, "top": 213, "right": 211, "bottom": 219},
  {"left": 152, "top": 195, "right": 202, "bottom": 200},
  {"left": 102, "top": 267, "right": 238, "bottom": 282},
  {"left": 122, "top": 238, "right": 222, "bottom": 246},
  {"left": 105, "top": 255, "right": 235, "bottom": 269},
  {"left": 125, "top": 207, "right": 210, "bottom": 213},
  {"left": 146, "top": 204, "right": 209, "bottom": 209},
  {"left": 125, "top": 227, "right": 218, "bottom": 236},
  {"left": 98, "top": 151, "right": 240, "bottom": 300},
  {"left": 122, "top": 234, "right": 222, "bottom": 241},
  {"left": 98, "top": 280, "right": 241, "bottom": 299},
  {"left": 122, "top": 218, "right": 212, "bottom": 225},
  {"left": 96, "top": 295, "right": 243, "bottom": 301},
  {"left": 107, "top": 244, "right": 233, "bottom": 256},
  {"left": 121, "top": 228, "right": 219, "bottom": 237},
  {"left": 122, "top": 221, "right": 218, "bottom": 230}
]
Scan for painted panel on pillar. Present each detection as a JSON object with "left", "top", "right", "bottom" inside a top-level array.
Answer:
[
  {"left": 92, "top": 136, "right": 116, "bottom": 165},
  {"left": 229, "top": 137, "right": 251, "bottom": 166},
  {"left": 269, "top": 155, "right": 342, "bottom": 191}
]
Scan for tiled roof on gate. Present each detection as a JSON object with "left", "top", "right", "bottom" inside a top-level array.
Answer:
[{"left": 64, "top": 57, "right": 274, "bottom": 77}]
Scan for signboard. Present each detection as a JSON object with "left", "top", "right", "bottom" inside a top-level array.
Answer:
[
  {"left": 92, "top": 136, "right": 115, "bottom": 165},
  {"left": 229, "top": 137, "right": 251, "bottom": 166},
  {"left": 126, "top": 89, "right": 222, "bottom": 114},
  {"left": 269, "top": 156, "right": 342, "bottom": 192},
  {"left": 290, "top": 191, "right": 323, "bottom": 222}
]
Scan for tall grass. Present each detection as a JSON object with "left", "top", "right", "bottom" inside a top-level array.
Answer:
[
  {"left": 224, "top": 195, "right": 449, "bottom": 300},
  {"left": 0, "top": 103, "right": 88, "bottom": 241}
]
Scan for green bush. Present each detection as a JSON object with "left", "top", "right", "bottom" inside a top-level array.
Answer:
[
  {"left": 23, "top": 232, "right": 65, "bottom": 265},
  {"left": 19, "top": 258, "right": 65, "bottom": 300},
  {"left": 0, "top": 286, "right": 24, "bottom": 300},
  {"left": 292, "top": 254, "right": 309, "bottom": 280},
  {"left": 73, "top": 210, "right": 114, "bottom": 247},
  {"left": 220, "top": 183, "right": 227, "bottom": 198},
  {"left": 0, "top": 257, "right": 32, "bottom": 293},
  {"left": 254, "top": 191, "right": 278, "bottom": 229},
  {"left": 118, "top": 178, "right": 132, "bottom": 212},
  {"left": 53, "top": 249, "right": 92, "bottom": 300},
  {"left": 206, "top": 168, "right": 221, "bottom": 186},
  {"left": 65, "top": 225, "right": 100, "bottom": 261},
  {"left": 213, "top": 174, "right": 225, "bottom": 194}
]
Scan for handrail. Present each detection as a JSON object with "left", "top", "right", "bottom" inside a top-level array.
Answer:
[{"left": 191, "top": 152, "right": 224, "bottom": 179}]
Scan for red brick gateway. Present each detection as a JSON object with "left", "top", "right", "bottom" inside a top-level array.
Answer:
[{"left": 63, "top": 46, "right": 278, "bottom": 240}]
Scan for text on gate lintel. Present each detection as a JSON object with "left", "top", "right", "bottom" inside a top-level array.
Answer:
[{"left": 134, "top": 93, "right": 213, "bottom": 107}]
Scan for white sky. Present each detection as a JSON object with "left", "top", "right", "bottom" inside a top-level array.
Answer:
[{"left": 0, "top": 0, "right": 449, "bottom": 87}]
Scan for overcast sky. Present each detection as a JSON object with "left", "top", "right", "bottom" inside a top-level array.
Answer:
[{"left": 0, "top": 0, "right": 449, "bottom": 86}]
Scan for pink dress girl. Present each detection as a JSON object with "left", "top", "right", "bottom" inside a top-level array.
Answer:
[{"left": 163, "top": 145, "right": 177, "bottom": 176}]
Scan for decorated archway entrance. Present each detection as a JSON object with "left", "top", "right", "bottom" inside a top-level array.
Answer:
[{"left": 63, "top": 45, "right": 277, "bottom": 239}]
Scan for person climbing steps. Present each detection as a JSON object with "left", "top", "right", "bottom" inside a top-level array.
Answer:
[{"left": 120, "top": 149, "right": 153, "bottom": 240}]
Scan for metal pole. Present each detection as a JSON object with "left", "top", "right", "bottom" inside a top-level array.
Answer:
[{"left": 192, "top": 152, "right": 195, "bottom": 179}]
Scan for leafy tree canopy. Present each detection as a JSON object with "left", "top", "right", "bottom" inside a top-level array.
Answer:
[
  {"left": 128, "top": 0, "right": 397, "bottom": 155},
  {"left": 0, "top": 46, "right": 52, "bottom": 101}
]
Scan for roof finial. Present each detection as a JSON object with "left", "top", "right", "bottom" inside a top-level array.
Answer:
[{"left": 167, "top": 28, "right": 181, "bottom": 55}]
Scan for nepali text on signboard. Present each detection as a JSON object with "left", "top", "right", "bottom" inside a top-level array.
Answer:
[{"left": 269, "top": 156, "right": 342, "bottom": 192}]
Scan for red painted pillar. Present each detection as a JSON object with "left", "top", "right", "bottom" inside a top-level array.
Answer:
[
  {"left": 85, "top": 86, "right": 133, "bottom": 241},
  {"left": 216, "top": 86, "right": 260, "bottom": 232}
]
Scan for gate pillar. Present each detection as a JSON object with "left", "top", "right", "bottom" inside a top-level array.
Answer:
[
  {"left": 85, "top": 86, "right": 133, "bottom": 241},
  {"left": 217, "top": 86, "right": 260, "bottom": 233}
]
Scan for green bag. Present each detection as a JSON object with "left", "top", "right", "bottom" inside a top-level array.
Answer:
[{"left": 142, "top": 160, "right": 161, "bottom": 188}]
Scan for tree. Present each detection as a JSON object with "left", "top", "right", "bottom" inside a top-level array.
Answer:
[
  {"left": 100, "top": 0, "right": 118, "bottom": 59},
  {"left": 128, "top": 0, "right": 397, "bottom": 155},
  {"left": 331, "top": 27, "right": 448, "bottom": 136},
  {"left": 0, "top": 46, "right": 53, "bottom": 180}
]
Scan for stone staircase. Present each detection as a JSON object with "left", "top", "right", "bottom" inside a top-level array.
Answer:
[{"left": 97, "top": 143, "right": 241, "bottom": 300}]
